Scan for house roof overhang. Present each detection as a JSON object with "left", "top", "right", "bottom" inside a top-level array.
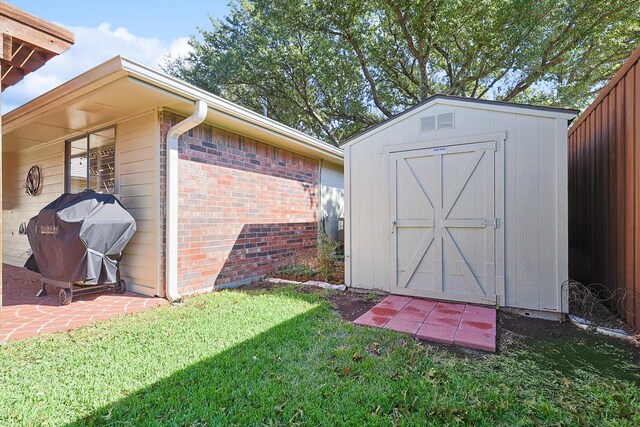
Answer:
[
  {"left": 0, "top": 2, "right": 74, "bottom": 91},
  {"left": 2, "top": 56, "right": 343, "bottom": 164}
]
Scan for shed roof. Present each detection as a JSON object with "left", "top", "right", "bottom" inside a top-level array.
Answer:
[
  {"left": 342, "top": 94, "right": 579, "bottom": 147},
  {"left": 2, "top": 56, "right": 343, "bottom": 163}
]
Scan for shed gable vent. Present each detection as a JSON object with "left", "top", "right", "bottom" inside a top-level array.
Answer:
[
  {"left": 437, "top": 112, "right": 454, "bottom": 129},
  {"left": 421, "top": 116, "right": 436, "bottom": 132},
  {"left": 421, "top": 112, "right": 455, "bottom": 132}
]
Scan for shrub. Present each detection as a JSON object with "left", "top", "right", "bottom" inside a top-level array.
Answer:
[
  {"left": 278, "top": 262, "right": 316, "bottom": 280},
  {"left": 317, "top": 229, "right": 342, "bottom": 282}
]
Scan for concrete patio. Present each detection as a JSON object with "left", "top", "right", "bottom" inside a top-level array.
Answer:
[
  {"left": 1, "top": 265, "right": 166, "bottom": 342},
  {"left": 354, "top": 295, "right": 496, "bottom": 352}
]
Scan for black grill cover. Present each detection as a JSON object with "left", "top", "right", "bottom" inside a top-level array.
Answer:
[{"left": 24, "top": 190, "right": 136, "bottom": 284}]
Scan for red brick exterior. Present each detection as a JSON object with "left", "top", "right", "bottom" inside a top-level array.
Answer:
[{"left": 159, "top": 111, "right": 318, "bottom": 294}]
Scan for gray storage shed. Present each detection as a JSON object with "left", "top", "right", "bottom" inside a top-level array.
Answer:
[{"left": 343, "top": 95, "right": 577, "bottom": 318}]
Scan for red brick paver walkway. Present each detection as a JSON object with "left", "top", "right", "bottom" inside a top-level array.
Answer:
[
  {"left": 1, "top": 265, "right": 167, "bottom": 342},
  {"left": 354, "top": 295, "right": 496, "bottom": 352}
]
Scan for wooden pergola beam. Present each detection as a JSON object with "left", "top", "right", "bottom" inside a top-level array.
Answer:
[
  {"left": 1, "top": 63, "right": 24, "bottom": 90},
  {"left": 0, "top": 2, "right": 74, "bottom": 91},
  {"left": 3, "top": 35, "right": 49, "bottom": 70},
  {"left": 0, "top": 3, "right": 74, "bottom": 53}
]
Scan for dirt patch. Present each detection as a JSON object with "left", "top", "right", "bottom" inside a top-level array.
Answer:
[
  {"left": 325, "top": 291, "right": 381, "bottom": 321},
  {"left": 499, "top": 311, "right": 575, "bottom": 341},
  {"left": 241, "top": 280, "right": 379, "bottom": 321},
  {"left": 497, "top": 311, "right": 570, "bottom": 353}
]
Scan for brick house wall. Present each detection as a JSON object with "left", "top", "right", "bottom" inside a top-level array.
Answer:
[{"left": 159, "top": 111, "right": 318, "bottom": 294}]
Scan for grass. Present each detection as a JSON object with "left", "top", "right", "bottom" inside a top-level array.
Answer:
[{"left": 0, "top": 286, "right": 639, "bottom": 426}]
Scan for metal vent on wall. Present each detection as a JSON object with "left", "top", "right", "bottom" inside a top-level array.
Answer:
[
  {"left": 421, "top": 116, "right": 436, "bottom": 132},
  {"left": 421, "top": 112, "right": 454, "bottom": 132},
  {"left": 437, "top": 112, "right": 454, "bottom": 129},
  {"left": 77, "top": 102, "right": 113, "bottom": 114}
]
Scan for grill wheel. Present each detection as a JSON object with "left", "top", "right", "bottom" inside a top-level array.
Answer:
[
  {"left": 115, "top": 279, "right": 127, "bottom": 294},
  {"left": 58, "top": 288, "right": 72, "bottom": 306}
]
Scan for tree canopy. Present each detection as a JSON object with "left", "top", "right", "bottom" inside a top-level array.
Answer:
[{"left": 165, "top": 0, "right": 640, "bottom": 145}]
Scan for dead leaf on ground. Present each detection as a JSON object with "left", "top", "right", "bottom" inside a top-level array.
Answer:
[{"left": 365, "top": 342, "right": 381, "bottom": 355}]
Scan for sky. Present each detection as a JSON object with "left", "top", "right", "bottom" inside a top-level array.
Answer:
[{"left": 2, "top": 0, "right": 232, "bottom": 112}]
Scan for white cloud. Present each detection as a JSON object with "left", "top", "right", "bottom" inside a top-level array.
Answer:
[
  {"left": 168, "top": 37, "right": 193, "bottom": 60},
  {"left": 1, "top": 23, "right": 193, "bottom": 112}
]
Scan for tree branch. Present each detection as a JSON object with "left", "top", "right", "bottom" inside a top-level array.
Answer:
[{"left": 342, "top": 30, "right": 393, "bottom": 117}]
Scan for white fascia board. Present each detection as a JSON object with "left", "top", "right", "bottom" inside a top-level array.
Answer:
[{"left": 120, "top": 57, "right": 343, "bottom": 163}]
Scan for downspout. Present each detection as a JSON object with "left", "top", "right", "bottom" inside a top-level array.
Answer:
[
  {"left": 165, "top": 100, "right": 207, "bottom": 302},
  {"left": 318, "top": 159, "right": 324, "bottom": 236}
]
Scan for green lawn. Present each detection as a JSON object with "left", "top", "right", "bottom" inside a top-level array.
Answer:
[{"left": 1, "top": 286, "right": 639, "bottom": 426}]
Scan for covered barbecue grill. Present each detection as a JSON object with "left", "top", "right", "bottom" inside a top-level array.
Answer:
[{"left": 24, "top": 190, "right": 137, "bottom": 305}]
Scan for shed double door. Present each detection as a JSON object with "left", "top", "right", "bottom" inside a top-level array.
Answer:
[{"left": 390, "top": 140, "right": 504, "bottom": 305}]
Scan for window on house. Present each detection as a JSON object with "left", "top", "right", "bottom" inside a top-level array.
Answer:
[{"left": 65, "top": 126, "right": 116, "bottom": 194}]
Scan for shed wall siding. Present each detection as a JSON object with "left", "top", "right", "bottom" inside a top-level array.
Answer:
[
  {"left": 159, "top": 112, "right": 319, "bottom": 295},
  {"left": 2, "top": 112, "right": 161, "bottom": 297},
  {"left": 346, "top": 102, "right": 567, "bottom": 313},
  {"left": 568, "top": 55, "right": 640, "bottom": 330}
]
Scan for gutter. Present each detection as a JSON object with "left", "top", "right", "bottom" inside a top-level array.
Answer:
[
  {"left": 119, "top": 58, "right": 343, "bottom": 160},
  {"left": 165, "top": 99, "right": 207, "bottom": 302}
]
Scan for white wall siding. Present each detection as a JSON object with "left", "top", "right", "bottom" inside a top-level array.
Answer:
[
  {"left": 116, "top": 111, "right": 161, "bottom": 296},
  {"left": 3, "top": 142, "right": 64, "bottom": 267},
  {"left": 2, "top": 111, "right": 161, "bottom": 297},
  {"left": 345, "top": 100, "right": 572, "bottom": 313}
]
